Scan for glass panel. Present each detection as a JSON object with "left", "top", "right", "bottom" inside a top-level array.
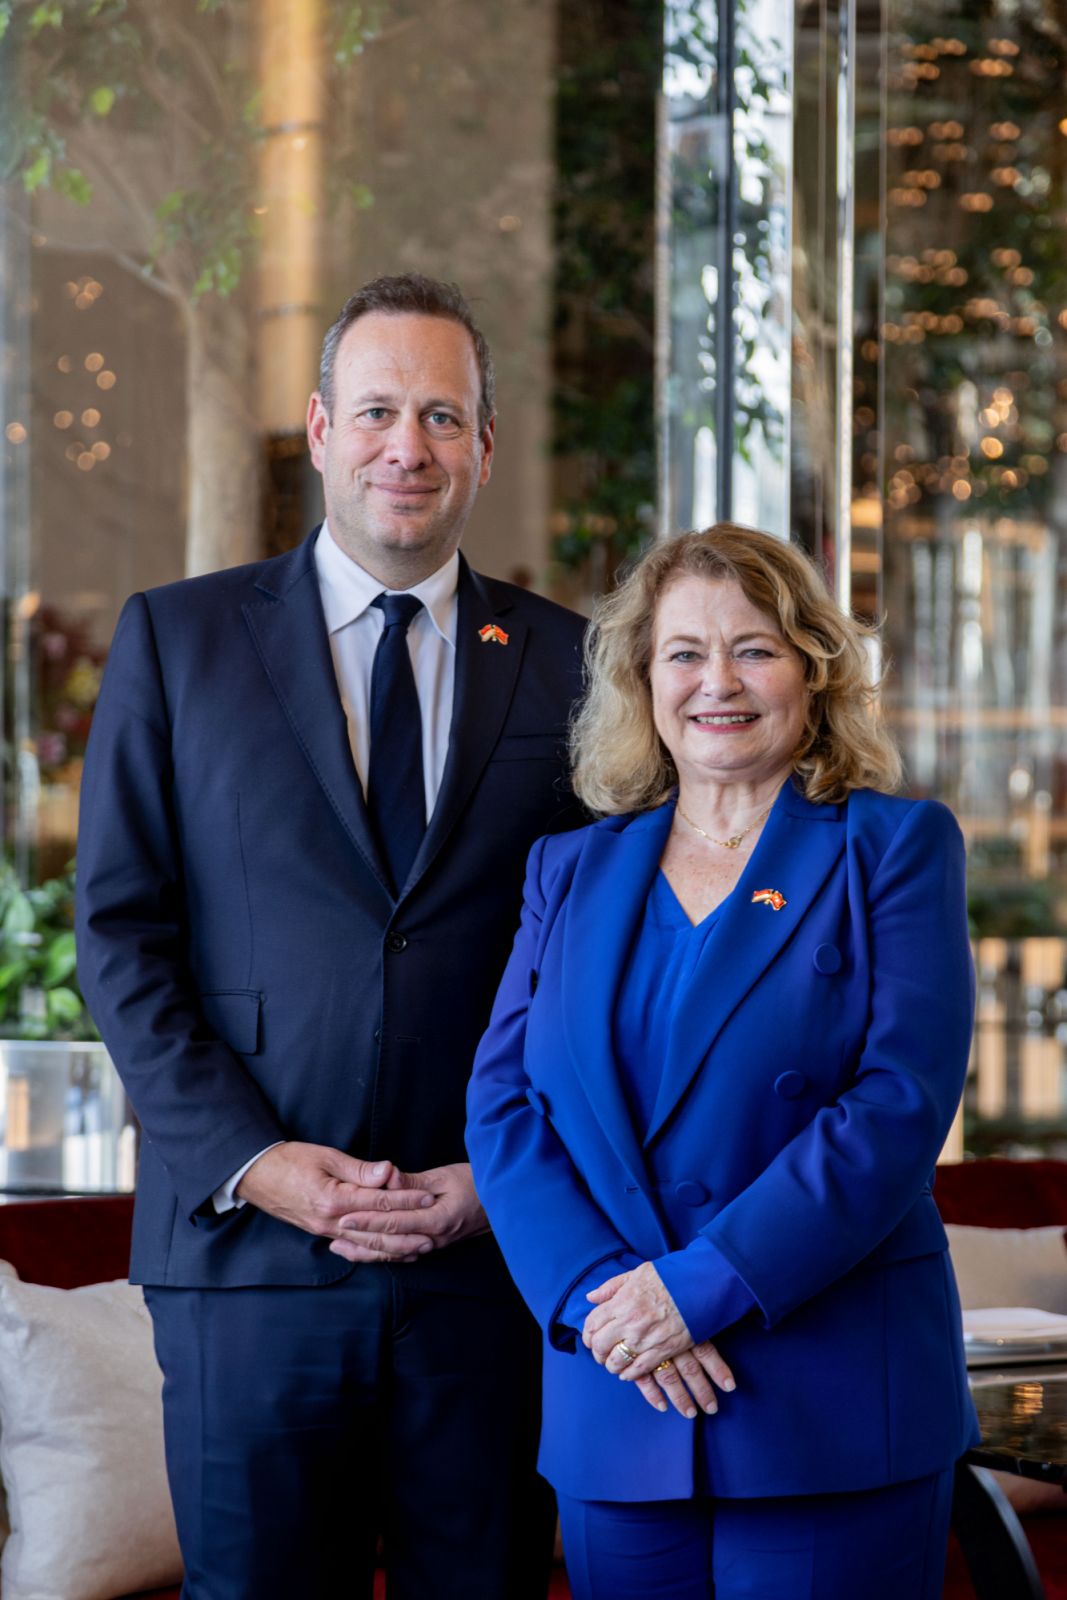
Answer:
[
  {"left": 661, "top": 0, "right": 793, "bottom": 537},
  {"left": 851, "top": 0, "right": 1067, "bottom": 1154},
  {"left": 0, "top": 1041, "right": 135, "bottom": 1193},
  {"left": 791, "top": 0, "right": 858, "bottom": 588},
  {"left": 0, "top": 0, "right": 669, "bottom": 1187},
  {"left": 0, "top": 0, "right": 566, "bottom": 882}
]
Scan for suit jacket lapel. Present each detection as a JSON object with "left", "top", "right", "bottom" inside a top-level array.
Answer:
[
  {"left": 241, "top": 530, "right": 393, "bottom": 900},
  {"left": 560, "top": 807, "right": 674, "bottom": 1209},
  {"left": 402, "top": 558, "right": 526, "bottom": 895},
  {"left": 643, "top": 781, "right": 846, "bottom": 1145}
]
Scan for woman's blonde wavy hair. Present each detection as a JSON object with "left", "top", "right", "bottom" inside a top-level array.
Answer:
[{"left": 570, "top": 523, "right": 902, "bottom": 815}]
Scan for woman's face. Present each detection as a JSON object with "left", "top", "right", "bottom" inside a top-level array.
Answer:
[{"left": 649, "top": 575, "right": 808, "bottom": 793}]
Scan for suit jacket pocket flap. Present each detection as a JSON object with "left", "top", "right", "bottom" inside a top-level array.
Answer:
[
  {"left": 864, "top": 1194, "right": 947, "bottom": 1269},
  {"left": 200, "top": 989, "right": 261, "bottom": 1054}
]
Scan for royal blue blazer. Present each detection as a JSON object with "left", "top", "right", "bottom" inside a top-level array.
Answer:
[{"left": 466, "top": 781, "right": 980, "bottom": 1501}]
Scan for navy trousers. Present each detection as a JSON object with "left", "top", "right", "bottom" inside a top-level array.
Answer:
[
  {"left": 145, "top": 1268, "right": 555, "bottom": 1600},
  {"left": 557, "top": 1469, "right": 954, "bottom": 1600}
]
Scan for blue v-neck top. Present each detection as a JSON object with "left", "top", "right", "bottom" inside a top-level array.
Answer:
[
  {"left": 614, "top": 870, "right": 727, "bottom": 1135},
  {"left": 558, "top": 868, "right": 756, "bottom": 1344}
]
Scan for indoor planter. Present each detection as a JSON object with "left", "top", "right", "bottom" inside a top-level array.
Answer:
[{"left": 0, "top": 863, "right": 133, "bottom": 1193}]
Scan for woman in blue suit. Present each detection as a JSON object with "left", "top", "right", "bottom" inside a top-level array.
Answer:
[{"left": 466, "top": 525, "right": 978, "bottom": 1600}]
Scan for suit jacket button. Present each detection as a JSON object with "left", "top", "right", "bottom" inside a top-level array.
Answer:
[
  {"left": 774, "top": 1071, "right": 808, "bottom": 1100},
  {"left": 526, "top": 1087, "right": 549, "bottom": 1117},
  {"left": 813, "top": 943, "right": 842, "bottom": 974},
  {"left": 385, "top": 932, "right": 408, "bottom": 953},
  {"left": 674, "top": 1180, "right": 709, "bottom": 1206}
]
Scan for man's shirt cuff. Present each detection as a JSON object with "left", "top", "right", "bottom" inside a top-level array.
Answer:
[{"left": 212, "top": 1142, "right": 286, "bottom": 1214}]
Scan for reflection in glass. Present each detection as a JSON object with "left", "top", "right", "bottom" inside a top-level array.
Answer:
[
  {"left": 1, "top": 0, "right": 565, "bottom": 871},
  {"left": 661, "top": 0, "right": 792, "bottom": 537},
  {"left": 840, "top": 0, "right": 1067, "bottom": 1154},
  {"left": 0, "top": 1040, "right": 134, "bottom": 1192}
]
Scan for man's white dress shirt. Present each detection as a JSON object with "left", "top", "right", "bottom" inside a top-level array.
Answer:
[{"left": 213, "top": 524, "right": 460, "bottom": 1211}]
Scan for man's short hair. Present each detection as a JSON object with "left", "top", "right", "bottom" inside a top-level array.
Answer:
[{"left": 318, "top": 273, "right": 496, "bottom": 433}]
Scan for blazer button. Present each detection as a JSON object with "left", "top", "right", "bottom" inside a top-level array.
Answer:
[
  {"left": 674, "top": 1180, "right": 709, "bottom": 1207},
  {"left": 813, "top": 943, "right": 842, "bottom": 974},
  {"left": 774, "top": 1071, "right": 808, "bottom": 1100},
  {"left": 526, "top": 1087, "right": 549, "bottom": 1117},
  {"left": 385, "top": 932, "right": 408, "bottom": 954}
]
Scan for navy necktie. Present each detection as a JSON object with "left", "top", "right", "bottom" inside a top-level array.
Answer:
[{"left": 368, "top": 592, "right": 425, "bottom": 895}]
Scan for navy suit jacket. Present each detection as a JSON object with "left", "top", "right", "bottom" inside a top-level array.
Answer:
[
  {"left": 466, "top": 782, "right": 980, "bottom": 1500},
  {"left": 75, "top": 530, "right": 585, "bottom": 1291}
]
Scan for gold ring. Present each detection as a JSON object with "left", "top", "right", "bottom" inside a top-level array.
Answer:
[
  {"left": 613, "top": 1341, "right": 639, "bottom": 1364},
  {"left": 655, "top": 1360, "right": 673, "bottom": 1372}
]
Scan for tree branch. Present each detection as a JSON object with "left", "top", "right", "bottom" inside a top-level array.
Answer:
[{"left": 0, "top": 196, "right": 186, "bottom": 307}]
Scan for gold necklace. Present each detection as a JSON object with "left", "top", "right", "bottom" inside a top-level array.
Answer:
[{"left": 675, "top": 800, "right": 773, "bottom": 851}]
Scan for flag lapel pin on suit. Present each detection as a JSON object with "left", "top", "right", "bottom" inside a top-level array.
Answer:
[
  {"left": 751, "top": 888, "right": 787, "bottom": 911},
  {"left": 478, "top": 623, "right": 509, "bottom": 644}
]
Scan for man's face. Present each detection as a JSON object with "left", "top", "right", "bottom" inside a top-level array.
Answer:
[{"left": 306, "top": 311, "right": 494, "bottom": 584}]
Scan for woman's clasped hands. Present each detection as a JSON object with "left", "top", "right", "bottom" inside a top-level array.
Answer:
[{"left": 581, "top": 1260, "right": 735, "bottom": 1420}]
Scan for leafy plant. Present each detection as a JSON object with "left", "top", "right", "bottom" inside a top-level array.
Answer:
[
  {"left": 0, "top": 0, "right": 390, "bottom": 578},
  {"left": 967, "top": 878, "right": 1063, "bottom": 939},
  {"left": 550, "top": 0, "right": 660, "bottom": 576},
  {"left": 0, "top": 861, "right": 97, "bottom": 1039},
  {"left": 0, "top": 0, "right": 388, "bottom": 300}
]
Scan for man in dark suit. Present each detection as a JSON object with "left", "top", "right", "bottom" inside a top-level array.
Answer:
[{"left": 75, "top": 274, "right": 585, "bottom": 1600}]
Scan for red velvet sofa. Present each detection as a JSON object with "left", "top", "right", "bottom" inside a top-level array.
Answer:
[{"left": 1, "top": 1168, "right": 1065, "bottom": 1600}]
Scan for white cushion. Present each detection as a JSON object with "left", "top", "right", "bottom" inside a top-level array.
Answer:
[
  {"left": 0, "top": 1261, "right": 182, "bottom": 1600},
  {"left": 946, "top": 1223, "right": 1067, "bottom": 1313}
]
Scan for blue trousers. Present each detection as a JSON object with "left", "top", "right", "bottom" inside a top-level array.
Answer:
[
  {"left": 557, "top": 1469, "right": 954, "bottom": 1600},
  {"left": 144, "top": 1269, "right": 554, "bottom": 1600}
]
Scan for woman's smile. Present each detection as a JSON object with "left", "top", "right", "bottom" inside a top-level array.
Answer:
[{"left": 650, "top": 574, "right": 808, "bottom": 790}]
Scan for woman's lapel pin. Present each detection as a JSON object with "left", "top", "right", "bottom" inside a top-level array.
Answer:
[
  {"left": 751, "top": 888, "right": 787, "bottom": 911},
  {"left": 478, "top": 623, "right": 509, "bottom": 645}
]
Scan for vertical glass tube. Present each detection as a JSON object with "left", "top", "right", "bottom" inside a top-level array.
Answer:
[{"left": 661, "top": 0, "right": 793, "bottom": 538}]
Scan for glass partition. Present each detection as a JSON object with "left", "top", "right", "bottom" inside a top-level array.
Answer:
[
  {"left": 860, "top": 0, "right": 1067, "bottom": 1154},
  {"left": 667, "top": 0, "right": 1067, "bottom": 1155},
  {"left": 0, "top": 0, "right": 653, "bottom": 1189},
  {"left": 661, "top": 0, "right": 793, "bottom": 539}
]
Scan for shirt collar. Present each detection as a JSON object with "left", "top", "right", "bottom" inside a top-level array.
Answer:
[{"left": 314, "top": 523, "right": 459, "bottom": 646}]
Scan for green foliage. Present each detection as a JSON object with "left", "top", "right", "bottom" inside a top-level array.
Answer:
[
  {"left": 1, "top": 0, "right": 386, "bottom": 305},
  {"left": 329, "top": 0, "right": 387, "bottom": 65},
  {"left": 0, "top": 862, "right": 98, "bottom": 1040},
  {"left": 21, "top": 144, "right": 51, "bottom": 190},
  {"left": 29, "top": 2, "right": 62, "bottom": 32},
  {"left": 550, "top": 0, "right": 661, "bottom": 575},
  {"left": 967, "top": 877, "right": 1063, "bottom": 939},
  {"left": 54, "top": 163, "right": 91, "bottom": 201}
]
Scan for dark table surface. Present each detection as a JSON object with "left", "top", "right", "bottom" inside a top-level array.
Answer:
[{"left": 967, "top": 1362, "right": 1067, "bottom": 1487}]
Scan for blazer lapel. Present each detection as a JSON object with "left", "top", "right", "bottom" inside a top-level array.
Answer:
[
  {"left": 241, "top": 531, "right": 393, "bottom": 900},
  {"left": 560, "top": 807, "right": 675, "bottom": 1214},
  {"left": 402, "top": 559, "right": 526, "bottom": 895},
  {"left": 644, "top": 781, "right": 846, "bottom": 1145}
]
